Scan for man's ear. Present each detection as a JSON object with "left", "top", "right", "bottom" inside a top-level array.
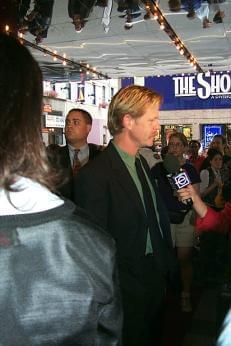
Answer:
[
  {"left": 87, "top": 124, "right": 92, "bottom": 134},
  {"left": 122, "top": 114, "right": 134, "bottom": 130}
]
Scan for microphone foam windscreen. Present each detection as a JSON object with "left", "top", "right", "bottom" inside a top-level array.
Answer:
[{"left": 163, "top": 153, "right": 181, "bottom": 174}]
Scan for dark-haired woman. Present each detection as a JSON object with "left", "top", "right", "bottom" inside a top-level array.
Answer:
[
  {"left": 200, "top": 149, "right": 224, "bottom": 209},
  {"left": 0, "top": 33, "right": 122, "bottom": 344},
  {"left": 152, "top": 132, "right": 201, "bottom": 312}
]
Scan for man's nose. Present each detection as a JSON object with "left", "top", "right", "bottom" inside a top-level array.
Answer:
[{"left": 155, "top": 120, "right": 160, "bottom": 131}]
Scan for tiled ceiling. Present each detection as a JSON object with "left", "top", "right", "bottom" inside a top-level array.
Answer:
[{"left": 24, "top": 0, "right": 231, "bottom": 81}]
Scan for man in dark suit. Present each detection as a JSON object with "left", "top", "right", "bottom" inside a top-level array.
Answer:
[
  {"left": 53, "top": 108, "right": 102, "bottom": 199},
  {"left": 73, "top": 85, "right": 178, "bottom": 346},
  {"left": 63, "top": 108, "right": 101, "bottom": 167}
]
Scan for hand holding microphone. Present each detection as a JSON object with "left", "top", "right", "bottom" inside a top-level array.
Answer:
[
  {"left": 163, "top": 153, "right": 193, "bottom": 206},
  {"left": 176, "top": 185, "right": 196, "bottom": 203}
]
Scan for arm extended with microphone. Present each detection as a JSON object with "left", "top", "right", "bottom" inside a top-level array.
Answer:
[{"left": 163, "top": 153, "right": 193, "bottom": 207}]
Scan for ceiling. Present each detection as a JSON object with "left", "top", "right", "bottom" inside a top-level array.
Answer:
[{"left": 23, "top": 0, "right": 231, "bottom": 82}]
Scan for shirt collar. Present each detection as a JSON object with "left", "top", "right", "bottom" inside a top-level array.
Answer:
[
  {"left": 68, "top": 143, "right": 88, "bottom": 152},
  {"left": 112, "top": 141, "right": 136, "bottom": 167}
]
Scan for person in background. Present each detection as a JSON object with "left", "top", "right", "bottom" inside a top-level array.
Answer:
[
  {"left": 177, "top": 183, "right": 231, "bottom": 234},
  {"left": 152, "top": 132, "right": 201, "bottom": 312},
  {"left": 64, "top": 108, "right": 102, "bottom": 169},
  {"left": 18, "top": 0, "right": 54, "bottom": 44},
  {"left": 139, "top": 144, "right": 162, "bottom": 168},
  {"left": 73, "top": 85, "right": 178, "bottom": 346},
  {"left": 68, "top": 0, "right": 95, "bottom": 32},
  {"left": 166, "top": 133, "right": 200, "bottom": 313},
  {"left": 168, "top": 0, "right": 212, "bottom": 28},
  {"left": 54, "top": 108, "right": 102, "bottom": 199},
  {"left": 177, "top": 182, "right": 231, "bottom": 346},
  {"left": 200, "top": 135, "right": 227, "bottom": 172},
  {"left": 224, "top": 143, "right": 231, "bottom": 157},
  {"left": 0, "top": 33, "right": 122, "bottom": 345},
  {"left": 200, "top": 148, "right": 224, "bottom": 210},
  {"left": 210, "top": 134, "right": 227, "bottom": 155},
  {"left": 199, "top": 148, "right": 227, "bottom": 283},
  {"left": 188, "top": 139, "right": 205, "bottom": 173}
]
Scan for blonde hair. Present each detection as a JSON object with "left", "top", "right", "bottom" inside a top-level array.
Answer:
[{"left": 108, "top": 85, "right": 162, "bottom": 136}]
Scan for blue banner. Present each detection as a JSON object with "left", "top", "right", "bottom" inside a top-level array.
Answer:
[
  {"left": 145, "top": 72, "right": 231, "bottom": 110},
  {"left": 121, "top": 77, "right": 134, "bottom": 88},
  {"left": 121, "top": 72, "right": 231, "bottom": 110}
]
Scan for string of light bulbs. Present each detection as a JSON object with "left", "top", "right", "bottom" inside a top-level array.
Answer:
[
  {"left": 145, "top": 0, "right": 204, "bottom": 73},
  {"left": 4, "top": 25, "right": 109, "bottom": 80}
]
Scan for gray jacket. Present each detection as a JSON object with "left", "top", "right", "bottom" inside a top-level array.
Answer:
[{"left": 0, "top": 199, "right": 122, "bottom": 345}]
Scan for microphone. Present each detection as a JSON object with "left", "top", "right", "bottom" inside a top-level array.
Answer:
[{"left": 163, "top": 153, "right": 193, "bottom": 206}]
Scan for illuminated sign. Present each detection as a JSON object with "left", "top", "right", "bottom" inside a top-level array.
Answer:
[
  {"left": 202, "top": 124, "right": 224, "bottom": 148},
  {"left": 173, "top": 72, "right": 231, "bottom": 100}
]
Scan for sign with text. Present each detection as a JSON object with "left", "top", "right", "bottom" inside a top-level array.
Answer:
[
  {"left": 45, "top": 114, "right": 65, "bottom": 128},
  {"left": 202, "top": 124, "right": 224, "bottom": 148},
  {"left": 140, "top": 72, "right": 231, "bottom": 110}
]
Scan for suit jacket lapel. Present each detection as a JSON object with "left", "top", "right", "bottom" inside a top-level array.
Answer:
[
  {"left": 63, "top": 145, "right": 72, "bottom": 168},
  {"left": 88, "top": 143, "right": 94, "bottom": 159},
  {"left": 141, "top": 155, "right": 173, "bottom": 246}
]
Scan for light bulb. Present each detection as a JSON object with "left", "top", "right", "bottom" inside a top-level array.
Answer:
[{"left": 153, "top": 12, "right": 158, "bottom": 20}]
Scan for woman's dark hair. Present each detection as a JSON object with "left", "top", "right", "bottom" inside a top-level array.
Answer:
[
  {"left": 0, "top": 33, "right": 56, "bottom": 191},
  {"left": 200, "top": 148, "right": 223, "bottom": 171},
  {"left": 46, "top": 144, "right": 70, "bottom": 188},
  {"left": 207, "top": 148, "right": 223, "bottom": 162},
  {"left": 161, "top": 145, "right": 168, "bottom": 160}
]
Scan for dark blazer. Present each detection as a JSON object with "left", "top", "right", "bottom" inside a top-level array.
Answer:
[
  {"left": 58, "top": 143, "right": 102, "bottom": 200},
  {"left": 73, "top": 141, "right": 176, "bottom": 272}
]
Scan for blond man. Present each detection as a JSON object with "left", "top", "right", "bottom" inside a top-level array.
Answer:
[{"left": 74, "top": 85, "right": 177, "bottom": 346}]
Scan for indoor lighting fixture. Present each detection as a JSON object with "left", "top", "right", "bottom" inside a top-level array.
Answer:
[
  {"left": 153, "top": 12, "right": 158, "bottom": 20},
  {"left": 147, "top": 0, "right": 203, "bottom": 73},
  {"left": 7, "top": 32, "right": 109, "bottom": 79}
]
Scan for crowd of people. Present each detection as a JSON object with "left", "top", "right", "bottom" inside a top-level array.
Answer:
[
  {"left": 168, "top": 0, "right": 225, "bottom": 29},
  {"left": 17, "top": 0, "right": 227, "bottom": 42},
  {"left": 0, "top": 32, "right": 230, "bottom": 345}
]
